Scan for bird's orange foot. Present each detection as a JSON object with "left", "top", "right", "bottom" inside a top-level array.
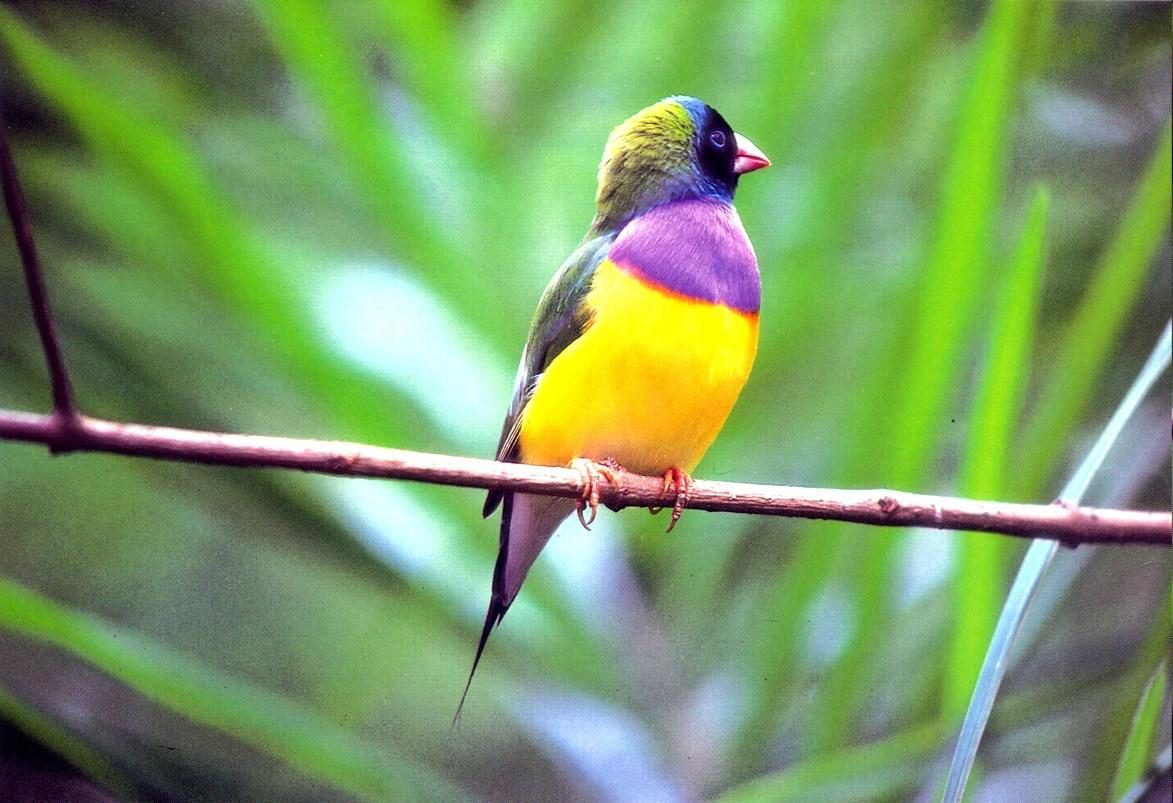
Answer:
[
  {"left": 652, "top": 467, "right": 692, "bottom": 533},
  {"left": 570, "top": 458, "right": 622, "bottom": 530}
]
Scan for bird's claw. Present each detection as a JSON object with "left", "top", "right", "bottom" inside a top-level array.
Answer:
[
  {"left": 655, "top": 467, "right": 691, "bottom": 533},
  {"left": 571, "top": 458, "right": 621, "bottom": 530}
]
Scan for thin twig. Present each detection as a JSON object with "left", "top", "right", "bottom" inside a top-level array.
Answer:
[
  {"left": 0, "top": 409, "right": 1168, "bottom": 546},
  {"left": 0, "top": 104, "right": 77, "bottom": 423}
]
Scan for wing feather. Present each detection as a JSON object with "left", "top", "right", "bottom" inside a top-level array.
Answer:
[{"left": 483, "top": 233, "right": 614, "bottom": 516}]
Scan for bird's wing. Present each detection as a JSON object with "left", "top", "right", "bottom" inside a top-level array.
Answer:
[{"left": 482, "top": 232, "right": 614, "bottom": 517}]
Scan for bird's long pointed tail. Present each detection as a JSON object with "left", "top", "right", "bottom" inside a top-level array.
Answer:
[
  {"left": 453, "top": 493, "right": 515, "bottom": 729},
  {"left": 452, "top": 491, "right": 575, "bottom": 728},
  {"left": 452, "top": 593, "right": 505, "bottom": 729}
]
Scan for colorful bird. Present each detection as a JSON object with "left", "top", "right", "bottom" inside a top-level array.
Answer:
[{"left": 457, "top": 96, "right": 769, "bottom": 718}]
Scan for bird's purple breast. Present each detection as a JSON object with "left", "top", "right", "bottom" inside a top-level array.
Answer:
[{"left": 607, "top": 198, "right": 761, "bottom": 314}]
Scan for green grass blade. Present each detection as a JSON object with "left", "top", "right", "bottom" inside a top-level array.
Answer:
[
  {"left": 1018, "top": 122, "right": 1172, "bottom": 494},
  {"left": 1116, "top": 747, "right": 1172, "bottom": 803},
  {"left": 0, "top": 8, "right": 270, "bottom": 313},
  {"left": 719, "top": 8, "right": 949, "bottom": 775},
  {"left": 0, "top": 8, "right": 389, "bottom": 435},
  {"left": 885, "top": 0, "right": 1030, "bottom": 486},
  {"left": 249, "top": 1, "right": 468, "bottom": 283},
  {"left": 809, "top": 0, "right": 1033, "bottom": 753},
  {"left": 945, "top": 186, "right": 1050, "bottom": 718},
  {"left": 943, "top": 321, "right": 1172, "bottom": 803},
  {"left": 714, "top": 720, "right": 945, "bottom": 803},
  {"left": 0, "top": 578, "right": 467, "bottom": 801},
  {"left": 1111, "top": 659, "right": 1169, "bottom": 800},
  {"left": 0, "top": 4, "right": 510, "bottom": 569},
  {"left": 1064, "top": 604, "right": 1171, "bottom": 800}
]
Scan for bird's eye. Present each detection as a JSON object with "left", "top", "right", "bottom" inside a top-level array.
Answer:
[{"left": 708, "top": 130, "right": 726, "bottom": 149}]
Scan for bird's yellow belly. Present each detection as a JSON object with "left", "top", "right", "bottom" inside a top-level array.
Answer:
[{"left": 518, "top": 259, "right": 758, "bottom": 475}]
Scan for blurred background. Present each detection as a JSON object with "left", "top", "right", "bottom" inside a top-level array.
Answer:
[{"left": 0, "top": 1, "right": 1169, "bottom": 800}]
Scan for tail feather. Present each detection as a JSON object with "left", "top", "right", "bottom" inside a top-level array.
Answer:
[
  {"left": 452, "top": 588, "right": 507, "bottom": 729},
  {"left": 453, "top": 492, "right": 515, "bottom": 728},
  {"left": 453, "top": 491, "right": 574, "bottom": 726}
]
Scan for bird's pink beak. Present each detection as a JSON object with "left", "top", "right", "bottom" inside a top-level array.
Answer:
[{"left": 733, "top": 133, "right": 770, "bottom": 175}]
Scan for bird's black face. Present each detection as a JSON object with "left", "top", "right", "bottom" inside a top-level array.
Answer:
[{"left": 696, "top": 106, "right": 739, "bottom": 195}]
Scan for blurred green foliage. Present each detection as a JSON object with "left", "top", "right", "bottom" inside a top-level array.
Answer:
[{"left": 0, "top": 1, "right": 1169, "bottom": 800}]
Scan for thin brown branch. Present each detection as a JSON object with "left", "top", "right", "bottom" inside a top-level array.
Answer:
[
  {"left": 1, "top": 408, "right": 1168, "bottom": 547},
  {"left": 0, "top": 105, "right": 77, "bottom": 422}
]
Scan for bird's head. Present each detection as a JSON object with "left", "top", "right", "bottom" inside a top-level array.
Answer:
[{"left": 591, "top": 96, "right": 769, "bottom": 233}]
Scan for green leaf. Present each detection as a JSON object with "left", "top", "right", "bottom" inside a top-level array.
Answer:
[
  {"left": 943, "top": 322, "right": 1172, "bottom": 803},
  {"left": 249, "top": 1, "right": 468, "bottom": 285},
  {"left": 1018, "top": 121, "right": 1172, "bottom": 494},
  {"left": 1111, "top": 659, "right": 1169, "bottom": 800},
  {"left": 885, "top": 0, "right": 1032, "bottom": 488},
  {"left": 0, "top": 578, "right": 467, "bottom": 801},
  {"left": 719, "top": 7, "right": 952, "bottom": 776},
  {"left": 0, "top": 5, "right": 450, "bottom": 447},
  {"left": 808, "top": 0, "right": 1035, "bottom": 753},
  {"left": 945, "top": 186, "right": 1050, "bottom": 719},
  {"left": 715, "top": 721, "right": 945, "bottom": 803}
]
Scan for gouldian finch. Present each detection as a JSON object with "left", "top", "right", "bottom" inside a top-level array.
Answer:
[{"left": 458, "top": 96, "right": 769, "bottom": 714}]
